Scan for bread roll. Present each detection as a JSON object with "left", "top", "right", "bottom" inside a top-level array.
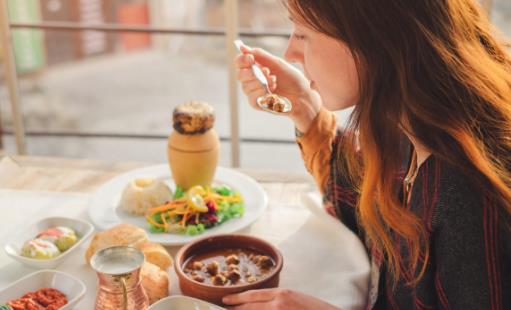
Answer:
[
  {"left": 85, "top": 224, "right": 173, "bottom": 272},
  {"left": 85, "top": 223, "right": 148, "bottom": 263},
  {"left": 141, "top": 261, "right": 169, "bottom": 305},
  {"left": 138, "top": 242, "right": 173, "bottom": 270}
]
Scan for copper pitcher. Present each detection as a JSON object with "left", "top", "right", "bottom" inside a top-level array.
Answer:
[{"left": 91, "top": 246, "right": 149, "bottom": 310}]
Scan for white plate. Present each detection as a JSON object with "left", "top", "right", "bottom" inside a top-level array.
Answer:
[
  {"left": 149, "top": 295, "right": 225, "bottom": 310},
  {"left": 88, "top": 165, "right": 268, "bottom": 246},
  {"left": 4, "top": 217, "right": 94, "bottom": 269},
  {"left": 0, "top": 269, "right": 86, "bottom": 309}
]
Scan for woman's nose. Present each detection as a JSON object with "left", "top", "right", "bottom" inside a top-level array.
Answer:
[{"left": 284, "top": 40, "right": 304, "bottom": 65}]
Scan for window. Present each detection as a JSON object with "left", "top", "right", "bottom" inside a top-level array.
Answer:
[
  {"left": 493, "top": 0, "right": 511, "bottom": 38},
  {"left": 1, "top": 0, "right": 310, "bottom": 172},
  {"left": 1, "top": 0, "right": 510, "bottom": 173}
]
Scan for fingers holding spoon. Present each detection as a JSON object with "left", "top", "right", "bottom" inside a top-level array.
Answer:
[{"left": 234, "top": 40, "right": 293, "bottom": 115}]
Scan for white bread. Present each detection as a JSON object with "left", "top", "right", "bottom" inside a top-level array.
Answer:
[
  {"left": 85, "top": 223, "right": 173, "bottom": 305},
  {"left": 137, "top": 242, "right": 173, "bottom": 270},
  {"left": 85, "top": 223, "right": 173, "bottom": 270},
  {"left": 85, "top": 223, "right": 148, "bottom": 263},
  {"left": 141, "top": 261, "right": 169, "bottom": 305}
]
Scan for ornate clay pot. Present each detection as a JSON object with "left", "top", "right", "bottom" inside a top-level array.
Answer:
[{"left": 167, "top": 101, "right": 219, "bottom": 190}]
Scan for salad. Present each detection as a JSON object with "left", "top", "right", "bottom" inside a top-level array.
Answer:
[{"left": 146, "top": 185, "right": 244, "bottom": 235}]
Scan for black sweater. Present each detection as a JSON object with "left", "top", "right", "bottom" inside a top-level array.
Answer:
[{"left": 325, "top": 137, "right": 511, "bottom": 309}]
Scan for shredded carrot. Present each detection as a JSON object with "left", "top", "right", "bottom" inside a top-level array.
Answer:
[
  {"left": 147, "top": 186, "right": 243, "bottom": 232},
  {"left": 148, "top": 201, "right": 185, "bottom": 213},
  {"left": 160, "top": 212, "right": 168, "bottom": 230},
  {"left": 153, "top": 203, "right": 177, "bottom": 210},
  {"left": 146, "top": 215, "right": 166, "bottom": 228}
]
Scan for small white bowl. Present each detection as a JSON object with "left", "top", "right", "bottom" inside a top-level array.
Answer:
[
  {"left": 0, "top": 269, "right": 86, "bottom": 309},
  {"left": 4, "top": 216, "right": 94, "bottom": 269},
  {"left": 149, "top": 295, "right": 225, "bottom": 310}
]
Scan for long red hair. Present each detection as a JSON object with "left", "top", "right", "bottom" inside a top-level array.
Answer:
[{"left": 286, "top": 0, "right": 511, "bottom": 282}]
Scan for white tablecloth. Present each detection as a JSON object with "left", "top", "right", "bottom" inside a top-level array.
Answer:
[{"left": 0, "top": 189, "right": 370, "bottom": 309}]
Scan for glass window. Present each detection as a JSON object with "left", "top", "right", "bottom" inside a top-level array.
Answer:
[
  {"left": 2, "top": 0, "right": 509, "bottom": 172},
  {"left": 1, "top": 0, "right": 309, "bottom": 171},
  {"left": 493, "top": 0, "right": 511, "bottom": 38}
]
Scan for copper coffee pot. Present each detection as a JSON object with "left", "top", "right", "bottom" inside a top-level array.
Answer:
[{"left": 91, "top": 246, "right": 149, "bottom": 310}]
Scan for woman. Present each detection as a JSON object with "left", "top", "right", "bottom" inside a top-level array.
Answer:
[{"left": 225, "top": 0, "right": 511, "bottom": 309}]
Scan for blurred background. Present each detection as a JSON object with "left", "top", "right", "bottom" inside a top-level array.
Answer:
[{"left": 0, "top": 0, "right": 510, "bottom": 173}]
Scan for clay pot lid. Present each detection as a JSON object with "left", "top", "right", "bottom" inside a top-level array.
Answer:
[{"left": 173, "top": 101, "right": 215, "bottom": 135}]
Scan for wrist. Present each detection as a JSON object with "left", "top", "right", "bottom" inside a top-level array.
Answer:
[{"left": 290, "top": 91, "right": 321, "bottom": 133}]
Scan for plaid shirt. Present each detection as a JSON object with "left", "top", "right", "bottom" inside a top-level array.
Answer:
[{"left": 324, "top": 135, "right": 511, "bottom": 309}]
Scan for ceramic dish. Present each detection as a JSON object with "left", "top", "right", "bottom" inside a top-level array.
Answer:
[
  {"left": 4, "top": 216, "right": 94, "bottom": 269},
  {"left": 88, "top": 165, "right": 268, "bottom": 246},
  {"left": 148, "top": 295, "right": 225, "bottom": 310},
  {"left": 175, "top": 234, "right": 283, "bottom": 306},
  {"left": 0, "top": 269, "right": 86, "bottom": 309}
]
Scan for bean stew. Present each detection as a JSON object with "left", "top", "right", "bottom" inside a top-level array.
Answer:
[{"left": 183, "top": 248, "right": 276, "bottom": 286}]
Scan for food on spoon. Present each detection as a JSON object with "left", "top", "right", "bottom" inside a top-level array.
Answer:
[
  {"left": 37, "top": 226, "right": 77, "bottom": 251},
  {"left": 120, "top": 178, "right": 173, "bottom": 216},
  {"left": 21, "top": 239, "right": 61, "bottom": 260},
  {"left": 3, "top": 287, "right": 67, "bottom": 309},
  {"left": 146, "top": 185, "right": 244, "bottom": 235},
  {"left": 258, "top": 94, "right": 288, "bottom": 113},
  {"left": 261, "top": 94, "right": 277, "bottom": 110},
  {"left": 273, "top": 101, "right": 287, "bottom": 113}
]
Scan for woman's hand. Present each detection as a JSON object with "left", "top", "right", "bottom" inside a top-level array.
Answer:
[
  {"left": 223, "top": 288, "right": 341, "bottom": 310},
  {"left": 234, "top": 44, "right": 322, "bottom": 133}
]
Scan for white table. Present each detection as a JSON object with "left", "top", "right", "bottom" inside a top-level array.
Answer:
[{"left": 0, "top": 156, "right": 370, "bottom": 309}]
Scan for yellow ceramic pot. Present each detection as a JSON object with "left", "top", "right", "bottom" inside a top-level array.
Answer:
[
  {"left": 167, "top": 129, "right": 219, "bottom": 190},
  {"left": 167, "top": 101, "right": 219, "bottom": 190}
]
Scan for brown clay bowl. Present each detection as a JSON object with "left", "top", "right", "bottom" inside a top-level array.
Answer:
[{"left": 175, "top": 234, "right": 284, "bottom": 306}]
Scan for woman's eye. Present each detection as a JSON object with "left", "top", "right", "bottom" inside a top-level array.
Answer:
[{"left": 293, "top": 33, "right": 306, "bottom": 41}]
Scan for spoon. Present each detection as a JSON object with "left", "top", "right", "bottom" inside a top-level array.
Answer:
[{"left": 233, "top": 40, "right": 292, "bottom": 115}]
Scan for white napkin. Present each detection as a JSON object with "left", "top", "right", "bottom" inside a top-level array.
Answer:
[{"left": 297, "top": 192, "right": 370, "bottom": 310}]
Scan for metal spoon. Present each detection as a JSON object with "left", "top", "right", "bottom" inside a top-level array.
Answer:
[{"left": 234, "top": 40, "right": 292, "bottom": 115}]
